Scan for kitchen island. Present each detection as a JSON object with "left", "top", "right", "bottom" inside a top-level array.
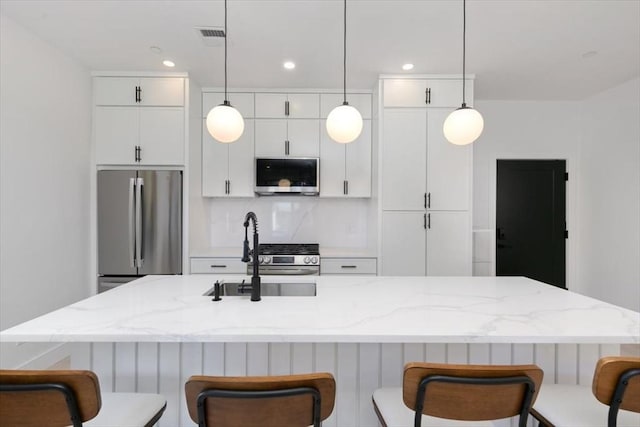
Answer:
[{"left": 2, "top": 275, "right": 639, "bottom": 427}]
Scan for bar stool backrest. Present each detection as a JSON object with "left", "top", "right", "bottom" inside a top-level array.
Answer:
[
  {"left": 185, "top": 372, "right": 336, "bottom": 427},
  {"left": 0, "top": 369, "right": 101, "bottom": 427},
  {"left": 403, "top": 362, "right": 543, "bottom": 424},
  {"left": 592, "top": 357, "right": 640, "bottom": 412}
]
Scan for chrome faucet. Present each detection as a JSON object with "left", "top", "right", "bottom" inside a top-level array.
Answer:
[{"left": 241, "top": 212, "right": 261, "bottom": 301}]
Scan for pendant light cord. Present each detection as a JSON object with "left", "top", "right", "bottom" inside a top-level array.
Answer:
[
  {"left": 224, "top": 0, "right": 228, "bottom": 103},
  {"left": 462, "top": 0, "right": 466, "bottom": 106},
  {"left": 343, "top": 0, "right": 347, "bottom": 104}
]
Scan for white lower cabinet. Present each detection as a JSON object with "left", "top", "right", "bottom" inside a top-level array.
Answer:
[
  {"left": 202, "top": 120, "right": 254, "bottom": 197},
  {"left": 321, "top": 258, "right": 377, "bottom": 275},
  {"left": 190, "top": 258, "right": 246, "bottom": 274},
  {"left": 320, "top": 120, "right": 371, "bottom": 197},
  {"left": 381, "top": 211, "right": 471, "bottom": 276}
]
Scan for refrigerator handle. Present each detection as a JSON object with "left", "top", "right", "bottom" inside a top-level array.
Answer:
[
  {"left": 128, "top": 178, "right": 136, "bottom": 268},
  {"left": 135, "top": 177, "right": 144, "bottom": 267}
]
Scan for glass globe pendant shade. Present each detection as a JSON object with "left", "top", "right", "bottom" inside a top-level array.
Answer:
[
  {"left": 326, "top": 104, "right": 363, "bottom": 144},
  {"left": 443, "top": 105, "right": 484, "bottom": 146},
  {"left": 206, "top": 103, "right": 245, "bottom": 143}
]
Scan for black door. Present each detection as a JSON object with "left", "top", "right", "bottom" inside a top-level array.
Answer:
[{"left": 496, "top": 160, "right": 566, "bottom": 288}]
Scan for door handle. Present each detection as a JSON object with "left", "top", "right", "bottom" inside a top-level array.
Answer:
[
  {"left": 128, "top": 178, "right": 136, "bottom": 268},
  {"left": 427, "top": 213, "right": 431, "bottom": 229},
  {"left": 135, "top": 177, "right": 144, "bottom": 267},
  {"left": 427, "top": 192, "right": 431, "bottom": 209},
  {"left": 285, "top": 100, "right": 290, "bottom": 116}
]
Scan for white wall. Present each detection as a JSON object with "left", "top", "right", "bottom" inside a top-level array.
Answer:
[
  {"left": 0, "top": 14, "right": 92, "bottom": 367},
  {"left": 471, "top": 100, "right": 581, "bottom": 285},
  {"left": 577, "top": 77, "right": 640, "bottom": 311}
]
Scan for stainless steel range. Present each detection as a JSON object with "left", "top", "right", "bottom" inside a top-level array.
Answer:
[{"left": 249, "top": 243, "right": 320, "bottom": 275}]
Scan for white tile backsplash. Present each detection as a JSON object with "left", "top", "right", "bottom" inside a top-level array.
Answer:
[{"left": 204, "top": 197, "right": 376, "bottom": 251}]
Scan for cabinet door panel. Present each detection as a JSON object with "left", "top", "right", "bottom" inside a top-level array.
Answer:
[
  {"left": 95, "top": 107, "right": 138, "bottom": 164},
  {"left": 288, "top": 119, "right": 320, "bottom": 157},
  {"left": 320, "top": 93, "right": 372, "bottom": 119},
  {"left": 255, "top": 93, "right": 287, "bottom": 118},
  {"left": 345, "top": 120, "right": 372, "bottom": 197},
  {"left": 382, "top": 109, "right": 426, "bottom": 210},
  {"left": 426, "top": 211, "right": 471, "bottom": 276},
  {"left": 255, "top": 119, "right": 287, "bottom": 156},
  {"left": 138, "top": 108, "right": 184, "bottom": 165},
  {"left": 288, "top": 94, "right": 320, "bottom": 118},
  {"left": 319, "top": 121, "right": 346, "bottom": 197},
  {"left": 427, "top": 109, "right": 471, "bottom": 210},
  {"left": 382, "top": 212, "right": 425, "bottom": 276},
  {"left": 139, "top": 77, "right": 184, "bottom": 106},
  {"left": 202, "top": 92, "right": 255, "bottom": 118},
  {"left": 202, "top": 121, "right": 229, "bottom": 197},
  {"left": 228, "top": 120, "right": 255, "bottom": 197},
  {"left": 383, "top": 79, "right": 469, "bottom": 108},
  {"left": 94, "top": 77, "right": 139, "bottom": 106}
]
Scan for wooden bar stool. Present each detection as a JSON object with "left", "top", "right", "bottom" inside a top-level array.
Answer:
[
  {"left": 185, "top": 372, "right": 335, "bottom": 427},
  {"left": 0, "top": 369, "right": 166, "bottom": 427},
  {"left": 372, "top": 362, "right": 543, "bottom": 427},
  {"left": 530, "top": 356, "right": 640, "bottom": 427}
]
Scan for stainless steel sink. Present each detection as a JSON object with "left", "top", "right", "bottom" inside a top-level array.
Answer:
[{"left": 204, "top": 281, "right": 316, "bottom": 297}]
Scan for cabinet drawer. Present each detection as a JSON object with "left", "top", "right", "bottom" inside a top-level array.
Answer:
[
  {"left": 321, "top": 258, "right": 377, "bottom": 275},
  {"left": 190, "top": 258, "right": 246, "bottom": 274}
]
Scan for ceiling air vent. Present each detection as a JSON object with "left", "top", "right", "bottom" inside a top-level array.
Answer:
[{"left": 195, "top": 27, "right": 225, "bottom": 47}]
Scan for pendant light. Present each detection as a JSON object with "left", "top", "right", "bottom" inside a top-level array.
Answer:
[
  {"left": 326, "top": 0, "right": 363, "bottom": 144},
  {"left": 443, "top": 0, "right": 484, "bottom": 146},
  {"left": 206, "top": 0, "right": 244, "bottom": 143}
]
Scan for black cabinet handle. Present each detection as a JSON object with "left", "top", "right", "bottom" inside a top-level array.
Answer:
[
  {"left": 285, "top": 140, "right": 290, "bottom": 155},
  {"left": 425, "top": 87, "right": 431, "bottom": 104},
  {"left": 210, "top": 265, "right": 227, "bottom": 268},
  {"left": 134, "top": 145, "right": 141, "bottom": 162},
  {"left": 341, "top": 265, "right": 357, "bottom": 269},
  {"left": 427, "top": 192, "right": 431, "bottom": 209},
  {"left": 427, "top": 213, "right": 431, "bottom": 229},
  {"left": 285, "top": 100, "right": 290, "bottom": 116},
  {"left": 138, "top": 86, "right": 142, "bottom": 103},
  {"left": 344, "top": 180, "right": 349, "bottom": 195},
  {"left": 423, "top": 213, "right": 426, "bottom": 230},
  {"left": 423, "top": 193, "right": 426, "bottom": 209}
]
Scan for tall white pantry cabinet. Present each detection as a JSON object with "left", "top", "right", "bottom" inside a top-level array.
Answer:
[{"left": 379, "top": 77, "right": 473, "bottom": 276}]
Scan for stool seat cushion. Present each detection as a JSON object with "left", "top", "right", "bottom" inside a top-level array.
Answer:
[
  {"left": 372, "top": 387, "right": 497, "bottom": 427},
  {"left": 82, "top": 392, "right": 166, "bottom": 427},
  {"left": 532, "top": 384, "right": 640, "bottom": 427}
]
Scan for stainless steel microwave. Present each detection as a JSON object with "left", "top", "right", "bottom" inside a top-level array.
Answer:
[{"left": 255, "top": 157, "right": 319, "bottom": 195}]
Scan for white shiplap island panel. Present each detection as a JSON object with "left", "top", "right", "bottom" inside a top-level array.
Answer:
[{"left": 2, "top": 275, "right": 638, "bottom": 427}]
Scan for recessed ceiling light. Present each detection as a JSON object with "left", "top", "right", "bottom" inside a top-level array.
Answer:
[
  {"left": 283, "top": 61, "right": 296, "bottom": 70},
  {"left": 149, "top": 46, "right": 162, "bottom": 54},
  {"left": 402, "top": 63, "right": 414, "bottom": 71},
  {"left": 582, "top": 50, "right": 598, "bottom": 59},
  {"left": 163, "top": 60, "right": 175, "bottom": 68}
]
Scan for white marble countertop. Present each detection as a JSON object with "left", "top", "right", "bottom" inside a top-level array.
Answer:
[
  {"left": 190, "top": 247, "right": 377, "bottom": 258},
  {"left": 1, "top": 275, "right": 638, "bottom": 344}
]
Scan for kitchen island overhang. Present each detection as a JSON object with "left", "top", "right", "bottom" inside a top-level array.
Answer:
[{"left": 2, "top": 275, "right": 638, "bottom": 345}]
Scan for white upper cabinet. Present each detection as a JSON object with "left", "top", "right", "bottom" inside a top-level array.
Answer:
[
  {"left": 94, "top": 77, "right": 184, "bottom": 106},
  {"left": 382, "top": 109, "right": 427, "bottom": 210},
  {"left": 254, "top": 119, "right": 319, "bottom": 157},
  {"left": 93, "top": 75, "right": 186, "bottom": 166},
  {"left": 202, "top": 92, "right": 254, "bottom": 118},
  {"left": 202, "top": 120, "right": 254, "bottom": 197},
  {"left": 255, "top": 93, "right": 319, "bottom": 118},
  {"left": 320, "top": 93, "right": 372, "bottom": 119},
  {"left": 383, "top": 78, "right": 473, "bottom": 108},
  {"left": 426, "top": 109, "right": 471, "bottom": 211},
  {"left": 320, "top": 119, "right": 371, "bottom": 197}
]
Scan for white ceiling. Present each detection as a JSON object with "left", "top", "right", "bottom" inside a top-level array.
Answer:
[{"left": 1, "top": 0, "right": 639, "bottom": 100}]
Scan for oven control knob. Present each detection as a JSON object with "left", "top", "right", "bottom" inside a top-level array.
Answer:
[
  {"left": 264, "top": 256, "right": 271, "bottom": 264},
  {"left": 311, "top": 256, "right": 318, "bottom": 264},
  {"left": 304, "top": 256, "right": 311, "bottom": 264},
  {"left": 258, "top": 256, "right": 264, "bottom": 264}
]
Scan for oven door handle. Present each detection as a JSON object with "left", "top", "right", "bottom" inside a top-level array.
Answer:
[{"left": 254, "top": 267, "right": 319, "bottom": 276}]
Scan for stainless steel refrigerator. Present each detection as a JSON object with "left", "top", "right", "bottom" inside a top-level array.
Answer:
[{"left": 97, "top": 170, "right": 182, "bottom": 292}]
